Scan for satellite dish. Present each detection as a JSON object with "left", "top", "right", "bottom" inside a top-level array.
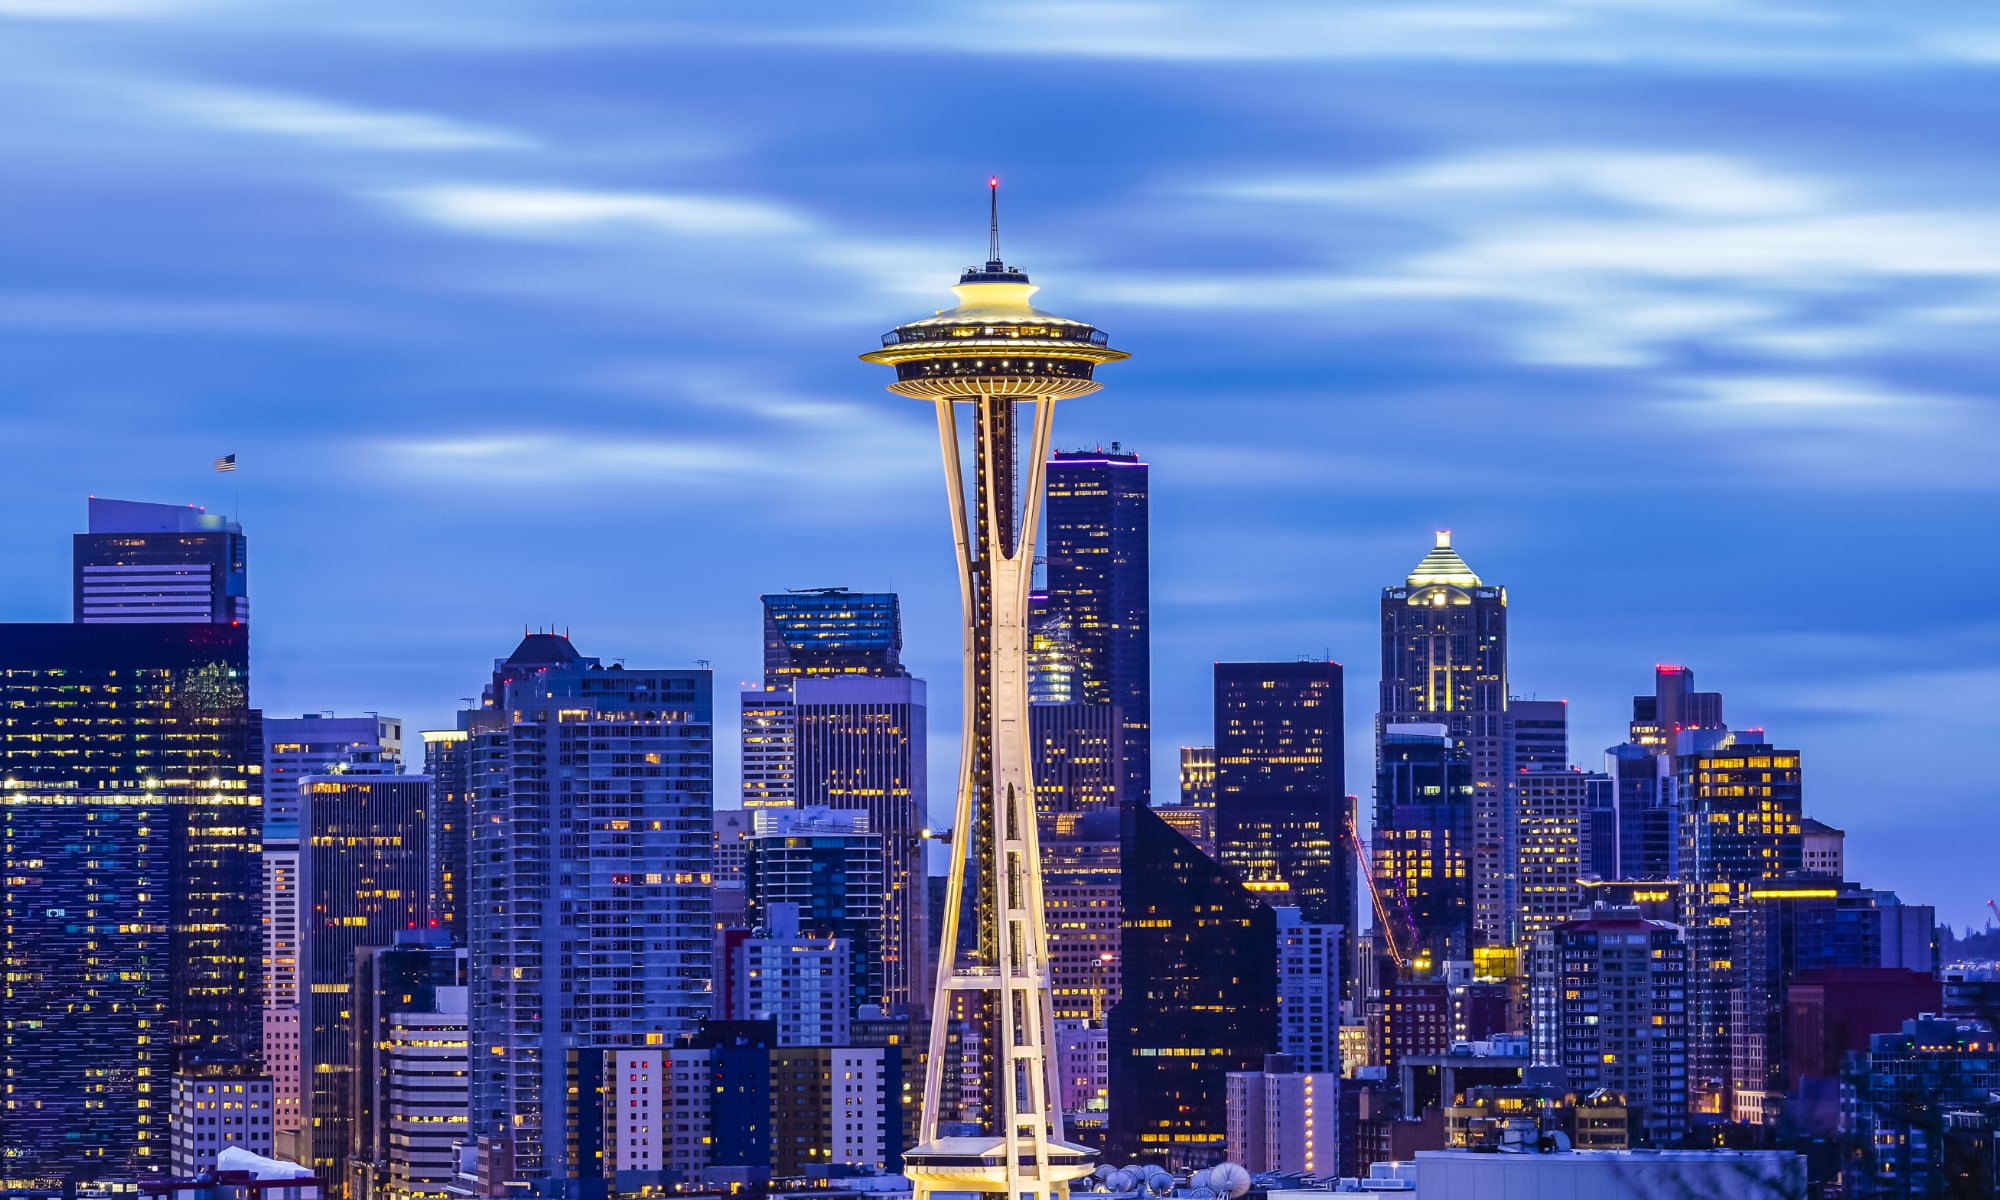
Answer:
[
  {"left": 1095, "top": 1166, "right": 1118, "bottom": 1180},
  {"left": 1146, "top": 1169, "right": 1174, "bottom": 1196},
  {"left": 1190, "top": 1170, "right": 1213, "bottom": 1193},
  {"left": 1107, "top": 1170, "right": 1137, "bottom": 1193},
  {"left": 1211, "top": 1163, "right": 1253, "bottom": 1198}
]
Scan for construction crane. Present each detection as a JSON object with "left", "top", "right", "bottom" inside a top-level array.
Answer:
[
  {"left": 1349, "top": 811, "right": 1411, "bottom": 968},
  {"left": 1987, "top": 898, "right": 1999, "bottom": 927}
]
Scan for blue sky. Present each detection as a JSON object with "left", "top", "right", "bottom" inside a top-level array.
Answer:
[{"left": 1, "top": 1, "right": 1995, "bottom": 927}]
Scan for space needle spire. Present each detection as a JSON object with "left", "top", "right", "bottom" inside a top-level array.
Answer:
[{"left": 862, "top": 186, "right": 1127, "bottom": 1200}]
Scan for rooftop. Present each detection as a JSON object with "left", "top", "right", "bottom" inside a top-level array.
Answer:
[{"left": 1407, "top": 530, "right": 1482, "bottom": 588}]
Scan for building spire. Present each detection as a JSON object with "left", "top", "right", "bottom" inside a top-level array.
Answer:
[{"left": 988, "top": 175, "right": 1001, "bottom": 267}]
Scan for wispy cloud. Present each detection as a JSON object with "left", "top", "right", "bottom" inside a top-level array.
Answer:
[
  {"left": 380, "top": 185, "right": 810, "bottom": 239},
  {"left": 157, "top": 85, "right": 531, "bottom": 152}
]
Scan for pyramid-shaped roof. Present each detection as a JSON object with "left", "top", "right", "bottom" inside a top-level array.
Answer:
[{"left": 1407, "top": 531, "right": 1482, "bottom": 588}]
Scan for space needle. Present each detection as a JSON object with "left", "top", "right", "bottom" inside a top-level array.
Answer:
[{"left": 861, "top": 181, "right": 1128, "bottom": 1200}]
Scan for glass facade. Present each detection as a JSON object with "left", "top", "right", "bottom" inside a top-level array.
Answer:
[
  {"left": 760, "top": 589, "right": 905, "bottom": 688},
  {"left": 0, "top": 622, "right": 259, "bottom": 1186},
  {"left": 1372, "top": 725, "right": 1474, "bottom": 965},
  {"left": 421, "top": 729, "right": 470, "bottom": 942}
]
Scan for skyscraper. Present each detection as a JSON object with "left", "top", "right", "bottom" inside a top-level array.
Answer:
[
  {"left": 1508, "top": 699, "right": 1568, "bottom": 772},
  {"left": 1042, "top": 811, "right": 1123, "bottom": 1024},
  {"left": 762, "top": 588, "right": 906, "bottom": 686},
  {"left": 1372, "top": 724, "right": 1474, "bottom": 965},
  {"left": 1676, "top": 728, "right": 1803, "bottom": 1115},
  {"left": 1630, "top": 665, "right": 1723, "bottom": 751},
  {"left": 0, "top": 622, "right": 260, "bottom": 1185},
  {"left": 744, "top": 806, "right": 884, "bottom": 1015},
  {"left": 792, "top": 675, "right": 928, "bottom": 1011},
  {"left": 262, "top": 713, "right": 404, "bottom": 1148},
  {"left": 1108, "top": 805, "right": 1277, "bottom": 1162},
  {"left": 1179, "top": 746, "right": 1216, "bottom": 807},
  {"left": 347, "top": 939, "right": 467, "bottom": 1200},
  {"left": 1042, "top": 446, "right": 1150, "bottom": 805},
  {"left": 1514, "top": 767, "right": 1612, "bottom": 940},
  {"left": 860, "top": 194, "right": 1127, "bottom": 1200},
  {"left": 1030, "top": 701, "right": 1123, "bottom": 828},
  {"left": 465, "top": 633, "right": 713, "bottom": 1186},
  {"left": 420, "top": 728, "right": 471, "bottom": 942},
  {"left": 1379, "top": 532, "right": 1510, "bottom": 946},
  {"left": 1274, "top": 908, "right": 1342, "bottom": 1075},
  {"left": 293, "top": 768, "right": 431, "bottom": 1179},
  {"left": 72, "top": 497, "right": 248, "bottom": 625},
  {"left": 1214, "top": 660, "right": 1350, "bottom": 933},
  {"left": 1605, "top": 741, "right": 1676, "bottom": 882}
]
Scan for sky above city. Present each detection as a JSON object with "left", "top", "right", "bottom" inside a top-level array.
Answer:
[{"left": 1, "top": 1, "right": 1996, "bottom": 926}]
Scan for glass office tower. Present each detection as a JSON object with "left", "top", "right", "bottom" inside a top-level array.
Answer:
[
  {"left": 760, "top": 588, "right": 905, "bottom": 687},
  {"left": 72, "top": 496, "right": 248, "bottom": 625}
]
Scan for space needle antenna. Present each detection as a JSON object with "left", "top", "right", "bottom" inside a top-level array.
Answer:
[{"left": 988, "top": 176, "right": 1000, "bottom": 266}]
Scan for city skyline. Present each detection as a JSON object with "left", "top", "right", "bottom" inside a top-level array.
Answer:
[{"left": 0, "top": 2, "right": 1995, "bottom": 940}]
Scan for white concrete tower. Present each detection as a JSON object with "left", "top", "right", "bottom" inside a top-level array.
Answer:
[{"left": 861, "top": 182, "right": 1127, "bottom": 1200}]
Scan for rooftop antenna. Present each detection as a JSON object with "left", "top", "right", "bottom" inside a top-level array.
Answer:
[{"left": 988, "top": 175, "right": 1000, "bottom": 267}]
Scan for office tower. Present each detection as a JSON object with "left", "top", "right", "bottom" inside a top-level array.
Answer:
[
  {"left": 1179, "top": 746, "right": 1216, "bottom": 806},
  {"left": 744, "top": 806, "right": 883, "bottom": 1013},
  {"left": 1056, "top": 1022, "right": 1110, "bottom": 1117},
  {"left": 770, "top": 1046, "right": 905, "bottom": 1176},
  {"left": 1727, "top": 880, "right": 1935, "bottom": 1126},
  {"left": 1, "top": 622, "right": 260, "bottom": 1186},
  {"left": 73, "top": 496, "right": 247, "bottom": 624},
  {"left": 1108, "top": 804, "right": 1277, "bottom": 1162},
  {"left": 1214, "top": 660, "right": 1350, "bottom": 931},
  {"left": 1629, "top": 664, "right": 1723, "bottom": 750},
  {"left": 1030, "top": 701, "right": 1123, "bottom": 828},
  {"left": 1677, "top": 729, "right": 1802, "bottom": 1116},
  {"left": 1152, "top": 805, "right": 1216, "bottom": 856},
  {"left": 420, "top": 729, "right": 470, "bottom": 942},
  {"left": 1043, "top": 445, "right": 1151, "bottom": 805},
  {"left": 1508, "top": 699, "right": 1567, "bottom": 771},
  {"left": 1842, "top": 1017, "right": 2000, "bottom": 1200},
  {"left": 1225, "top": 1056, "right": 1339, "bottom": 1176},
  {"left": 1372, "top": 724, "right": 1474, "bottom": 965},
  {"left": 1275, "top": 908, "right": 1342, "bottom": 1074},
  {"left": 294, "top": 769, "right": 431, "bottom": 1180},
  {"left": 792, "top": 675, "right": 927, "bottom": 1010},
  {"left": 1042, "top": 812, "right": 1122, "bottom": 1023},
  {"left": 1378, "top": 532, "right": 1510, "bottom": 946},
  {"left": 1604, "top": 741, "right": 1676, "bottom": 882},
  {"left": 714, "top": 808, "right": 752, "bottom": 885},
  {"left": 666, "top": 1020, "right": 779, "bottom": 1187},
  {"left": 1514, "top": 767, "right": 1613, "bottom": 939},
  {"left": 168, "top": 1069, "right": 276, "bottom": 1174},
  {"left": 740, "top": 689, "right": 796, "bottom": 808},
  {"left": 861, "top": 211, "right": 1128, "bottom": 1200},
  {"left": 465, "top": 633, "right": 713, "bottom": 1186},
  {"left": 762, "top": 588, "right": 906, "bottom": 686},
  {"left": 1527, "top": 905, "right": 1689, "bottom": 1145},
  {"left": 733, "top": 904, "right": 854, "bottom": 1047},
  {"left": 347, "top": 940, "right": 467, "bottom": 1200},
  {"left": 263, "top": 713, "right": 404, "bottom": 1148},
  {"left": 1800, "top": 817, "right": 1845, "bottom": 877},
  {"left": 1028, "top": 597, "right": 1081, "bottom": 705},
  {"left": 1581, "top": 771, "right": 1620, "bottom": 882},
  {"left": 1367, "top": 973, "right": 1452, "bottom": 1071}
]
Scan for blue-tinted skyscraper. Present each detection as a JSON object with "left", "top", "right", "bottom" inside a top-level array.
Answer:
[
  {"left": 760, "top": 588, "right": 905, "bottom": 687},
  {"left": 1044, "top": 447, "right": 1150, "bottom": 804},
  {"left": 1, "top": 622, "right": 260, "bottom": 1185},
  {"left": 1372, "top": 724, "right": 1474, "bottom": 964},
  {"left": 466, "top": 633, "right": 713, "bottom": 1188},
  {"left": 72, "top": 497, "right": 248, "bottom": 625}
]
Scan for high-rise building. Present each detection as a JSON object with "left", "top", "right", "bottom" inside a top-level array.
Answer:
[
  {"left": 1373, "top": 724, "right": 1474, "bottom": 965},
  {"left": 1274, "top": 909, "right": 1342, "bottom": 1075},
  {"left": 419, "top": 728, "right": 470, "bottom": 943},
  {"left": 1800, "top": 817, "right": 1845, "bottom": 878},
  {"left": 1842, "top": 1017, "right": 2000, "bottom": 1200},
  {"left": 1514, "top": 767, "right": 1612, "bottom": 940},
  {"left": 1507, "top": 700, "right": 1567, "bottom": 772},
  {"left": 168, "top": 1068, "right": 275, "bottom": 1175},
  {"left": 1527, "top": 905, "right": 1689, "bottom": 1145},
  {"left": 1043, "top": 812, "right": 1123, "bottom": 1024},
  {"left": 1030, "top": 702, "right": 1123, "bottom": 829},
  {"left": 1676, "top": 728, "right": 1802, "bottom": 1115},
  {"left": 732, "top": 904, "right": 854, "bottom": 1047},
  {"left": 294, "top": 769, "right": 431, "bottom": 1180},
  {"left": 1214, "top": 660, "right": 1350, "bottom": 938},
  {"left": 1225, "top": 1056, "right": 1339, "bottom": 1176},
  {"left": 1378, "top": 532, "right": 1510, "bottom": 947},
  {"left": 347, "top": 939, "right": 467, "bottom": 1200},
  {"left": 762, "top": 588, "right": 906, "bottom": 687},
  {"left": 262, "top": 713, "right": 404, "bottom": 1149},
  {"left": 1108, "top": 804, "right": 1277, "bottom": 1163},
  {"left": 72, "top": 497, "right": 248, "bottom": 625},
  {"left": 0, "top": 622, "right": 260, "bottom": 1186},
  {"left": 1043, "top": 446, "right": 1151, "bottom": 805},
  {"left": 1629, "top": 665, "right": 1723, "bottom": 751},
  {"left": 739, "top": 689, "right": 796, "bottom": 809},
  {"left": 744, "top": 807, "right": 884, "bottom": 1017},
  {"left": 860, "top": 212, "right": 1127, "bottom": 1200},
  {"left": 1028, "top": 597, "right": 1081, "bottom": 706},
  {"left": 1604, "top": 741, "right": 1676, "bottom": 882},
  {"left": 792, "top": 675, "right": 927, "bottom": 1011},
  {"left": 465, "top": 634, "right": 713, "bottom": 1186},
  {"left": 714, "top": 808, "right": 753, "bottom": 885},
  {"left": 1179, "top": 746, "right": 1216, "bottom": 807},
  {"left": 1727, "top": 880, "right": 1934, "bottom": 1126}
]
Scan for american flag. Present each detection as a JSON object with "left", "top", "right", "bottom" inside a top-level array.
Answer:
[{"left": 214, "top": 454, "right": 236, "bottom": 473}]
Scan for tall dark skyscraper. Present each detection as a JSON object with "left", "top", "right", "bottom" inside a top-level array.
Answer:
[
  {"left": 420, "top": 728, "right": 471, "bottom": 943},
  {"left": 73, "top": 497, "right": 248, "bottom": 625},
  {"left": 760, "top": 588, "right": 905, "bottom": 687},
  {"left": 1372, "top": 724, "right": 1474, "bottom": 964},
  {"left": 1213, "top": 661, "right": 1350, "bottom": 938},
  {"left": 1378, "top": 532, "right": 1510, "bottom": 946},
  {"left": 1107, "top": 805, "right": 1275, "bottom": 1163},
  {"left": 1630, "top": 664, "right": 1724, "bottom": 750},
  {"left": 0, "top": 622, "right": 261, "bottom": 1185},
  {"left": 1043, "top": 446, "right": 1150, "bottom": 804}
]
